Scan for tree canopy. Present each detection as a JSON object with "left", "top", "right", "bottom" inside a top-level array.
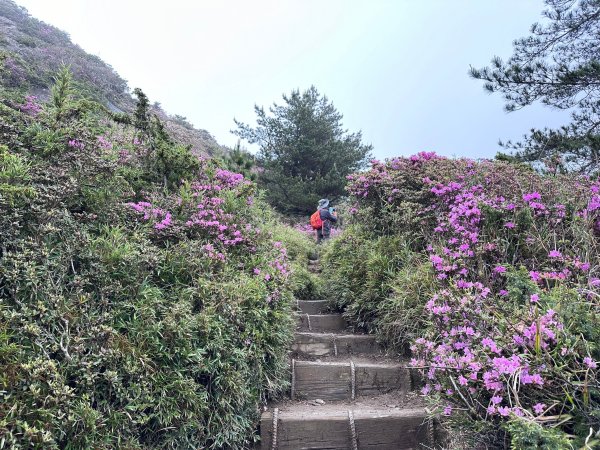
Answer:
[
  {"left": 470, "top": 0, "right": 600, "bottom": 174},
  {"left": 233, "top": 86, "right": 372, "bottom": 214}
]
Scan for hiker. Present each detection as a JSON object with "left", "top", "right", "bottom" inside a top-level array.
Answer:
[{"left": 310, "top": 198, "right": 337, "bottom": 243}]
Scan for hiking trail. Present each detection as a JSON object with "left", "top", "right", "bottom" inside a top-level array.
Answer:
[{"left": 260, "top": 257, "right": 440, "bottom": 449}]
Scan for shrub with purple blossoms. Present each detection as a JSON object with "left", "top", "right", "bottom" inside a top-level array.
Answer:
[{"left": 325, "top": 153, "right": 600, "bottom": 447}]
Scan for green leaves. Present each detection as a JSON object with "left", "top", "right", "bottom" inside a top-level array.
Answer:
[
  {"left": 0, "top": 144, "right": 35, "bottom": 205},
  {"left": 234, "top": 86, "right": 373, "bottom": 213},
  {"left": 0, "top": 68, "right": 308, "bottom": 449}
]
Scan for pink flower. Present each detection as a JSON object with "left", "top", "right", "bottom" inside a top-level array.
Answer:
[
  {"left": 533, "top": 403, "right": 546, "bottom": 415},
  {"left": 523, "top": 192, "right": 541, "bottom": 202},
  {"left": 493, "top": 265, "right": 507, "bottom": 274},
  {"left": 521, "top": 373, "right": 544, "bottom": 386},
  {"left": 530, "top": 294, "right": 539, "bottom": 303},
  {"left": 504, "top": 222, "right": 515, "bottom": 229},
  {"left": 443, "top": 405, "right": 452, "bottom": 416},
  {"left": 497, "top": 406, "right": 510, "bottom": 417},
  {"left": 548, "top": 250, "right": 562, "bottom": 258},
  {"left": 584, "top": 357, "right": 597, "bottom": 369}
]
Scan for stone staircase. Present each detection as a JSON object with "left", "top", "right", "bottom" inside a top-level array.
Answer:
[{"left": 260, "top": 262, "right": 436, "bottom": 449}]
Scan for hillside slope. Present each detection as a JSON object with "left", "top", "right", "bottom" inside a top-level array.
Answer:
[{"left": 0, "top": 0, "right": 225, "bottom": 156}]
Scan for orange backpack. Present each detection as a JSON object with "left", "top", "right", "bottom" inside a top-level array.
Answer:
[{"left": 310, "top": 210, "right": 323, "bottom": 230}]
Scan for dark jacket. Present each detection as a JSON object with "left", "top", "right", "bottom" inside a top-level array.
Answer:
[{"left": 319, "top": 208, "right": 337, "bottom": 235}]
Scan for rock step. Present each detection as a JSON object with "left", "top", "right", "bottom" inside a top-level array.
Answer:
[
  {"left": 292, "top": 332, "right": 380, "bottom": 357},
  {"left": 296, "top": 299, "right": 328, "bottom": 315},
  {"left": 260, "top": 405, "right": 432, "bottom": 450},
  {"left": 296, "top": 314, "right": 347, "bottom": 332},
  {"left": 292, "top": 359, "right": 413, "bottom": 401}
]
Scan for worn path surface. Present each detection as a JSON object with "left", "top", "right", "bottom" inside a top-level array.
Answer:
[{"left": 260, "top": 259, "right": 437, "bottom": 449}]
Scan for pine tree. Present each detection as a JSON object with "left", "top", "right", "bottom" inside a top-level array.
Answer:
[
  {"left": 233, "top": 86, "right": 372, "bottom": 213},
  {"left": 470, "top": 0, "right": 600, "bottom": 174}
]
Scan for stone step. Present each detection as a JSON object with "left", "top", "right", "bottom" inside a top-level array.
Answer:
[
  {"left": 260, "top": 404, "right": 432, "bottom": 450},
  {"left": 292, "top": 332, "right": 380, "bottom": 357},
  {"left": 296, "top": 299, "right": 328, "bottom": 315},
  {"left": 292, "top": 359, "right": 413, "bottom": 401},
  {"left": 296, "top": 314, "right": 347, "bottom": 332}
]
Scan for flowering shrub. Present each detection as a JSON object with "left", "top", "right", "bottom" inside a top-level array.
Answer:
[
  {"left": 0, "top": 81, "right": 312, "bottom": 449},
  {"left": 324, "top": 153, "right": 600, "bottom": 447}
]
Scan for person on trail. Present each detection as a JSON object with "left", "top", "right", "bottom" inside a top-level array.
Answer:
[{"left": 312, "top": 198, "right": 337, "bottom": 244}]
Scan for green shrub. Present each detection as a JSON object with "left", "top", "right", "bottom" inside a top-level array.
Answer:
[
  {"left": 376, "top": 253, "right": 436, "bottom": 354},
  {"left": 505, "top": 418, "right": 574, "bottom": 450},
  {"left": 0, "top": 70, "right": 304, "bottom": 449}
]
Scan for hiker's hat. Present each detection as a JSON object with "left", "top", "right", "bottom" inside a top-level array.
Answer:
[{"left": 318, "top": 198, "right": 330, "bottom": 209}]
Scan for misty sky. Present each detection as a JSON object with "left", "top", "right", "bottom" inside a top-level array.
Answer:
[{"left": 15, "top": 0, "right": 571, "bottom": 160}]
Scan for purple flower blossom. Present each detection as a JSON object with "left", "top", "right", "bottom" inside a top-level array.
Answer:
[
  {"left": 584, "top": 357, "right": 597, "bottom": 369},
  {"left": 523, "top": 192, "right": 541, "bottom": 202},
  {"left": 68, "top": 139, "right": 85, "bottom": 150},
  {"left": 497, "top": 406, "right": 510, "bottom": 417}
]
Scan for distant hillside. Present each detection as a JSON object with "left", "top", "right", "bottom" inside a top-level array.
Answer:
[{"left": 0, "top": 0, "right": 226, "bottom": 156}]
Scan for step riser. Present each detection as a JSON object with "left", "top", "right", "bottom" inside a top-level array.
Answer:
[
  {"left": 292, "top": 333, "right": 380, "bottom": 357},
  {"left": 293, "top": 363, "right": 413, "bottom": 401},
  {"left": 260, "top": 412, "right": 432, "bottom": 450},
  {"left": 296, "top": 314, "right": 346, "bottom": 332},
  {"left": 296, "top": 300, "right": 328, "bottom": 315}
]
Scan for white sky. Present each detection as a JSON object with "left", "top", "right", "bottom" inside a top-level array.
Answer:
[{"left": 14, "top": 0, "right": 570, "bottom": 160}]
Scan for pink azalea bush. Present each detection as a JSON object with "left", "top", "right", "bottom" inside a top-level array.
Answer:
[{"left": 326, "top": 153, "right": 600, "bottom": 446}]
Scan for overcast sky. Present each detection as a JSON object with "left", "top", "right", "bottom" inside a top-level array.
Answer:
[{"left": 15, "top": 0, "right": 570, "bottom": 160}]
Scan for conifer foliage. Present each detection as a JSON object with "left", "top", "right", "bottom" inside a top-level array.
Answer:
[
  {"left": 234, "top": 86, "right": 372, "bottom": 213},
  {"left": 471, "top": 0, "right": 600, "bottom": 174}
]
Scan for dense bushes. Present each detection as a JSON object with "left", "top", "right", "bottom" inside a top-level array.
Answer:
[
  {"left": 322, "top": 153, "right": 600, "bottom": 448},
  {"left": 0, "top": 72, "right": 310, "bottom": 449}
]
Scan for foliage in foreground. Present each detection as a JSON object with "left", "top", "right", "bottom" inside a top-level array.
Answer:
[
  {"left": 0, "top": 68, "right": 310, "bottom": 449},
  {"left": 322, "top": 153, "right": 600, "bottom": 448}
]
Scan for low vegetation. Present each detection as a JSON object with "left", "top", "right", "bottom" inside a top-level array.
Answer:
[
  {"left": 322, "top": 152, "right": 600, "bottom": 448},
  {"left": 0, "top": 63, "right": 315, "bottom": 449}
]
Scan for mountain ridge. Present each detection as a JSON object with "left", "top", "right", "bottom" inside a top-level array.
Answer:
[{"left": 0, "top": 0, "right": 226, "bottom": 156}]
